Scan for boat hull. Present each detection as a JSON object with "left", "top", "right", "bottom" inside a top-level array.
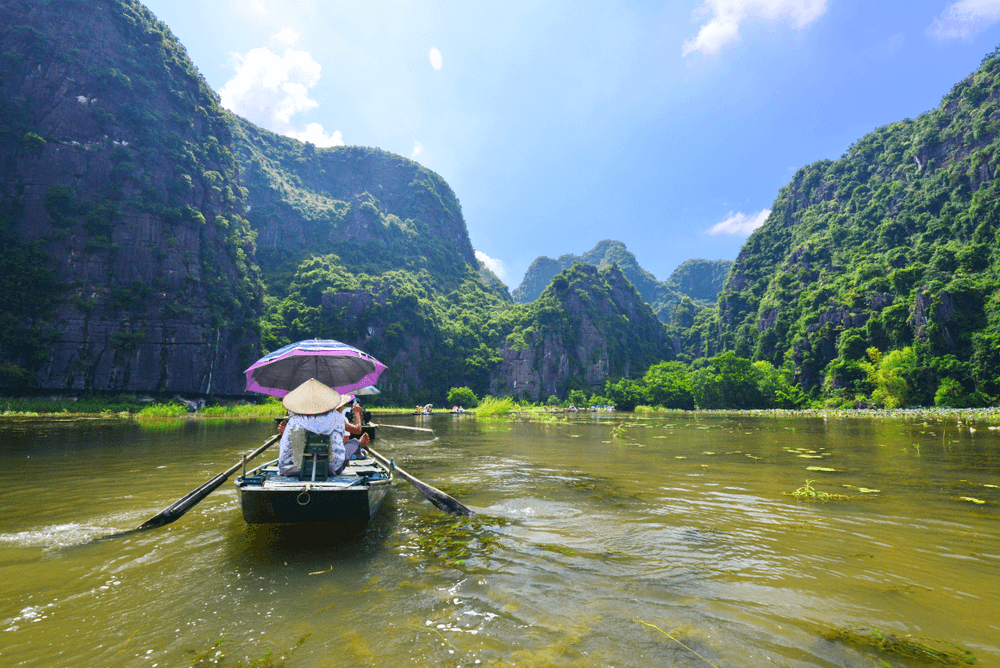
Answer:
[{"left": 236, "top": 458, "right": 391, "bottom": 524}]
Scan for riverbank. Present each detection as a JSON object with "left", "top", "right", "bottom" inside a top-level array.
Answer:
[{"left": 5, "top": 393, "right": 1000, "bottom": 426}]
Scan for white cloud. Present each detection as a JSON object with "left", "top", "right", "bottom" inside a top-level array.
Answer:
[
  {"left": 411, "top": 141, "right": 424, "bottom": 160},
  {"left": 683, "top": 0, "right": 828, "bottom": 56},
  {"left": 429, "top": 47, "right": 443, "bottom": 70},
  {"left": 928, "top": 0, "right": 1000, "bottom": 39},
  {"left": 707, "top": 209, "right": 771, "bottom": 235},
  {"left": 289, "top": 123, "right": 344, "bottom": 148},
  {"left": 275, "top": 27, "right": 300, "bottom": 46},
  {"left": 475, "top": 250, "right": 506, "bottom": 279},
  {"left": 219, "top": 38, "right": 343, "bottom": 147}
]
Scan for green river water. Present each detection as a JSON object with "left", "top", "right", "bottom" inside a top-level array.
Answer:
[{"left": 1, "top": 413, "right": 998, "bottom": 667}]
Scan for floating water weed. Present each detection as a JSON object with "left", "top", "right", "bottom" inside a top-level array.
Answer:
[
  {"left": 806, "top": 466, "right": 837, "bottom": 472},
  {"left": 410, "top": 514, "right": 509, "bottom": 567},
  {"left": 823, "top": 626, "right": 977, "bottom": 665},
  {"left": 783, "top": 480, "right": 849, "bottom": 502},
  {"left": 958, "top": 496, "right": 986, "bottom": 504},
  {"left": 636, "top": 620, "right": 722, "bottom": 668},
  {"left": 540, "top": 544, "right": 576, "bottom": 556}
]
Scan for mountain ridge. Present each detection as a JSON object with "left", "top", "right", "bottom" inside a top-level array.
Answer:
[{"left": 512, "top": 240, "right": 731, "bottom": 323}]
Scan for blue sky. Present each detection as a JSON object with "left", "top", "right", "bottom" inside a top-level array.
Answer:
[{"left": 141, "top": 0, "right": 1000, "bottom": 289}]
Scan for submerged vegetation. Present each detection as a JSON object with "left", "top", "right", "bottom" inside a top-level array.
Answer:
[{"left": 824, "top": 626, "right": 978, "bottom": 666}]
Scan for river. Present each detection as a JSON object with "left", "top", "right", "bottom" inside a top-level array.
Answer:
[{"left": 1, "top": 412, "right": 997, "bottom": 667}]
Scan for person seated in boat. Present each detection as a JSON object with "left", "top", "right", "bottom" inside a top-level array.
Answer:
[{"left": 276, "top": 378, "right": 370, "bottom": 477}]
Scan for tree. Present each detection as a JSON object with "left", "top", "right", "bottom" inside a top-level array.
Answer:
[
  {"left": 863, "top": 346, "right": 918, "bottom": 408},
  {"left": 447, "top": 386, "right": 479, "bottom": 408},
  {"left": 643, "top": 361, "right": 694, "bottom": 409},
  {"left": 689, "top": 352, "right": 765, "bottom": 409},
  {"left": 604, "top": 378, "right": 649, "bottom": 411}
]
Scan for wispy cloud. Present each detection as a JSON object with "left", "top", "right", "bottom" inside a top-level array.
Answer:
[
  {"left": 219, "top": 36, "right": 343, "bottom": 147},
  {"left": 683, "top": 0, "right": 828, "bottom": 56},
  {"left": 429, "top": 47, "right": 443, "bottom": 70},
  {"left": 928, "top": 0, "right": 1000, "bottom": 40},
  {"left": 475, "top": 250, "right": 506, "bottom": 279},
  {"left": 411, "top": 141, "right": 424, "bottom": 160},
  {"left": 707, "top": 209, "right": 771, "bottom": 235}
]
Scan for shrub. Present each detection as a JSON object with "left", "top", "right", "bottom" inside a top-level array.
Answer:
[{"left": 447, "top": 386, "right": 479, "bottom": 408}]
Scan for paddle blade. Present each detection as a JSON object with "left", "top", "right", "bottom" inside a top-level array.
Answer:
[{"left": 367, "top": 447, "right": 473, "bottom": 516}]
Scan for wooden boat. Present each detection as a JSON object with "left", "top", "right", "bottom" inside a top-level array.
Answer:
[{"left": 235, "top": 426, "right": 392, "bottom": 523}]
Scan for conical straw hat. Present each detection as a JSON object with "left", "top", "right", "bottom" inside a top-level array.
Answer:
[{"left": 282, "top": 378, "right": 342, "bottom": 415}]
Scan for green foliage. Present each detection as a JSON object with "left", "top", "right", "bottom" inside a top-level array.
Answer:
[
  {"left": 447, "top": 386, "right": 479, "bottom": 408},
  {"left": 604, "top": 378, "right": 648, "bottom": 411},
  {"left": 692, "top": 48, "right": 1000, "bottom": 408},
  {"left": 475, "top": 395, "right": 514, "bottom": 417},
  {"left": 864, "top": 346, "right": 918, "bottom": 408},
  {"left": 566, "top": 389, "right": 587, "bottom": 407},
  {"left": 689, "top": 352, "right": 768, "bottom": 409},
  {"left": 643, "top": 361, "right": 694, "bottom": 410}
]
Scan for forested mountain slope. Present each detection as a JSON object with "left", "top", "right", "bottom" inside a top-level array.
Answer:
[
  {"left": 493, "top": 263, "right": 673, "bottom": 400},
  {"left": 0, "top": 0, "right": 262, "bottom": 393},
  {"left": 512, "top": 240, "right": 731, "bottom": 322},
  {"left": 713, "top": 51, "right": 1000, "bottom": 405}
]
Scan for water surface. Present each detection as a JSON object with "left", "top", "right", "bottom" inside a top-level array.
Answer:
[{"left": 1, "top": 413, "right": 998, "bottom": 666}]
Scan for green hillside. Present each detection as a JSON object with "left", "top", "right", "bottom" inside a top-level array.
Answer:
[{"left": 708, "top": 49, "right": 1000, "bottom": 407}]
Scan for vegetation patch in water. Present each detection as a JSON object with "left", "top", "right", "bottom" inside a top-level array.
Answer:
[
  {"left": 783, "top": 480, "right": 850, "bottom": 501},
  {"left": 187, "top": 633, "right": 311, "bottom": 667},
  {"left": 823, "top": 626, "right": 977, "bottom": 665},
  {"left": 410, "top": 514, "right": 509, "bottom": 567}
]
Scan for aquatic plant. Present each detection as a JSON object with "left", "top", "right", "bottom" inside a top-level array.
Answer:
[
  {"left": 824, "top": 626, "right": 977, "bottom": 665},
  {"left": 474, "top": 396, "right": 515, "bottom": 418},
  {"left": 636, "top": 619, "right": 722, "bottom": 668},
  {"left": 783, "top": 480, "right": 850, "bottom": 502},
  {"left": 409, "top": 514, "right": 509, "bottom": 567}
]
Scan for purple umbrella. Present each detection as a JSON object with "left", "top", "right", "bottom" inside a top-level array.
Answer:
[{"left": 244, "top": 339, "right": 386, "bottom": 398}]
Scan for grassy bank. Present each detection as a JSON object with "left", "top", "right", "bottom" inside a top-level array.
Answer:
[
  {"left": 5, "top": 394, "right": 1000, "bottom": 425},
  {"left": 0, "top": 395, "right": 421, "bottom": 420}
]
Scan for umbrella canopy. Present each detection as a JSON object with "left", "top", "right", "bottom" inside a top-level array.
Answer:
[
  {"left": 244, "top": 339, "right": 387, "bottom": 398},
  {"left": 355, "top": 385, "right": 381, "bottom": 396}
]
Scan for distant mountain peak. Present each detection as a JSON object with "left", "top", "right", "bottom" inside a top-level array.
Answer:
[{"left": 512, "top": 240, "right": 731, "bottom": 323}]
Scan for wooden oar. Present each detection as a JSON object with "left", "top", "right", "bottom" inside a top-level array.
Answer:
[
  {"left": 375, "top": 423, "right": 434, "bottom": 433},
  {"left": 133, "top": 433, "right": 280, "bottom": 531},
  {"left": 367, "top": 447, "right": 473, "bottom": 516}
]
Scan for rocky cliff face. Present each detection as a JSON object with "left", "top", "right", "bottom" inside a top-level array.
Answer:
[
  {"left": 0, "top": 0, "right": 263, "bottom": 393},
  {"left": 491, "top": 263, "right": 671, "bottom": 400}
]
